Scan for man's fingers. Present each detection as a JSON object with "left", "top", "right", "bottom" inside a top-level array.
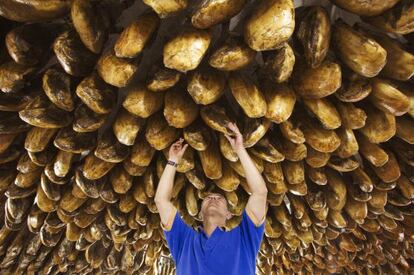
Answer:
[
  {"left": 232, "top": 123, "right": 241, "bottom": 134},
  {"left": 235, "top": 127, "right": 241, "bottom": 135},
  {"left": 227, "top": 122, "right": 235, "bottom": 131},
  {"left": 172, "top": 138, "right": 184, "bottom": 149},
  {"left": 227, "top": 122, "right": 240, "bottom": 135}
]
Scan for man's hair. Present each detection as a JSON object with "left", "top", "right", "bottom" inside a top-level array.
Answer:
[
  {"left": 205, "top": 184, "right": 226, "bottom": 197},
  {"left": 204, "top": 192, "right": 225, "bottom": 199}
]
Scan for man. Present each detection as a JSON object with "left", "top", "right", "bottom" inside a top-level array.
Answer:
[{"left": 155, "top": 122, "right": 268, "bottom": 275}]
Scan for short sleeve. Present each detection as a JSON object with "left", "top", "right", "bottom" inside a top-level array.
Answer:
[
  {"left": 240, "top": 208, "right": 265, "bottom": 257},
  {"left": 162, "top": 209, "right": 193, "bottom": 264}
]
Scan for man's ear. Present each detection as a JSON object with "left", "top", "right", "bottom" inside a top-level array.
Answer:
[{"left": 226, "top": 212, "right": 232, "bottom": 220}]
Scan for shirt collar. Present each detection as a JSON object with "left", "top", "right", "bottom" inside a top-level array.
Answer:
[{"left": 196, "top": 225, "right": 226, "bottom": 233}]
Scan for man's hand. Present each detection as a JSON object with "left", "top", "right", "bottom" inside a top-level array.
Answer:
[
  {"left": 224, "top": 122, "right": 244, "bottom": 153},
  {"left": 168, "top": 138, "right": 188, "bottom": 162}
]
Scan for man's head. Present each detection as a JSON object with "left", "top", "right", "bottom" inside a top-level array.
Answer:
[{"left": 199, "top": 192, "right": 232, "bottom": 225}]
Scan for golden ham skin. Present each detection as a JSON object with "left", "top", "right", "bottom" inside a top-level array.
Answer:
[{"left": 0, "top": 0, "right": 412, "bottom": 274}]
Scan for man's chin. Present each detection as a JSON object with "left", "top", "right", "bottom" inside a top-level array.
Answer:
[
  {"left": 204, "top": 208, "right": 223, "bottom": 216},
  {"left": 206, "top": 205, "right": 221, "bottom": 211}
]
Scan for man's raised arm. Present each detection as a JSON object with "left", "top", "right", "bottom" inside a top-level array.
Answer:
[
  {"left": 154, "top": 138, "right": 188, "bottom": 230},
  {"left": 225, "top": 123, "right": 268, "bottom": 226}
]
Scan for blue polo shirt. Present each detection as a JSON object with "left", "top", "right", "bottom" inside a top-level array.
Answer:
[{"left": 162, "top": 208, "right": 265, "bottom": 275}]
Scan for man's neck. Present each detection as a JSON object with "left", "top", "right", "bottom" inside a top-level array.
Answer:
[{"left": 202, "top": 216, "right": 225, "bottom": 237}]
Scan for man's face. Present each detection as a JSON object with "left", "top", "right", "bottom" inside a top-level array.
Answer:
[{"left": 199, "top": 193, "right": 230, "bottom": 220}]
